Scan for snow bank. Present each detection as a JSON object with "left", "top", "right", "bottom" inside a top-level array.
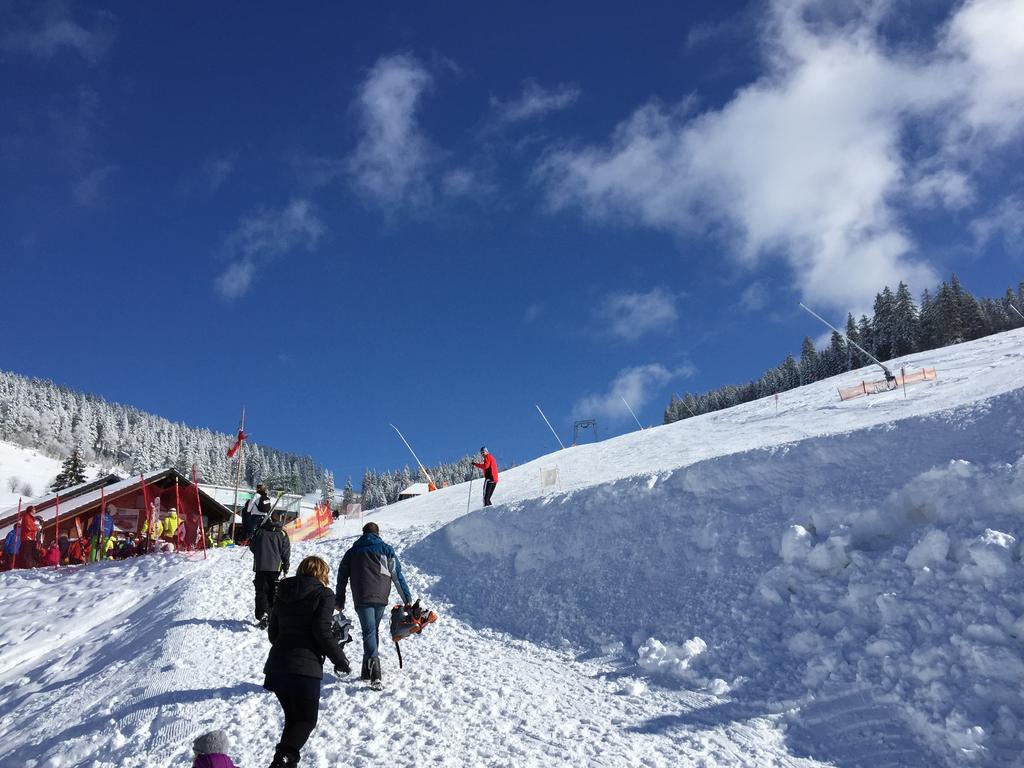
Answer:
[{"left": 410, "top": 387, "right": 1024, "bottom": 766}]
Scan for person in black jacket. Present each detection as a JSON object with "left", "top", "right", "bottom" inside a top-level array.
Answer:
[
  {"left": 264, "top": 555, "right": 350, "bottom": 768},
  {"left": 335, "top": 521, "right": 413, "bottom": 688},
  {"left": 242, "top": 484, "right": 272, "bottom": 541},
  {"left": 249, "top": 512, "right": 290, "bottom": 629}
]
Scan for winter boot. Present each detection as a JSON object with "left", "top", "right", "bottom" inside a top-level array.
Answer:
[
  {"left": 268, "top": 743, "right": 300, "bottom": 767},
  {"left": 360, "top": 657, "right": 370, "bottom": 681},
  {"left": 369, "top": 656, "right": 383, "bottom": 690}
]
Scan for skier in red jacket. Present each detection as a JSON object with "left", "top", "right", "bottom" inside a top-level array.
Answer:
[{"left": 472, "top": 447, "right": 499, "bottom": 507}]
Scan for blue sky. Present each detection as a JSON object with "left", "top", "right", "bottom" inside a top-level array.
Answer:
[{"left": 2, "top": 0, "right": 1022, "bottom": 484}]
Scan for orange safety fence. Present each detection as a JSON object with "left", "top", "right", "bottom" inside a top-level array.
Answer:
[
  {"left": 838, "top": 367, "right": 937, "bottom": 401},
  {"left": 284, "top": 500, "right": 334, "bottom": 543}
]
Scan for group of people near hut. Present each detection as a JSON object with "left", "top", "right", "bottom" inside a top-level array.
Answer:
[{"left": 0, "top": 503, "right": 204, "bottom": 571}]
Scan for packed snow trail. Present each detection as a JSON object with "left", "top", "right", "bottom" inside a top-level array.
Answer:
[
  {"left": 0, "top": 526, "right": 825, "bottom": 767},
  {"left": 1, "top": 329, "right": 1022, "bottom": 766}
]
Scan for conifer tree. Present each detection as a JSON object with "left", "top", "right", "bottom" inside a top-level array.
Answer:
[
  {"left": 918, "top": 289, "right": 937, "bottom": 349},
  {"left": 51, "top": 447, "right": 88, "bottom": 491},
  {"left": 798, "top": 337, "right": 819, "bottom": 384},
  {"left": 890, "top": 281, "right": 919, "bottom": 357},
  {"left": 872, "top": 287, "right": 896, "bottom": 360},
  {"left": 322, "top": 470, "right": 336, "bottom": 506}
]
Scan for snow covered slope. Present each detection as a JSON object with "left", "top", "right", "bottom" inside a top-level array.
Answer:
[
  {"left": 400, "top": 329, "right": 1024, "bottom": 766},
  {"left": 1, "top": 329, "right": 1022, "bottom": 768},
  {"left": 0, "top": 441, "right": 106, "bottom": 510}
]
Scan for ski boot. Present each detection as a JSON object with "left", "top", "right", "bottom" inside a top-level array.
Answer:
[
  {"left": 369, "top": 656, "right": 383, "bottom": 691},
  {"left": 268, "top": 743, "right": 300, "bottom": 767}
]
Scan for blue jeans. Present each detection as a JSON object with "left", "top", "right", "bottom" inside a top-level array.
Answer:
[{"left": 355, "top": 603, "right": 387, "bottom": 660}]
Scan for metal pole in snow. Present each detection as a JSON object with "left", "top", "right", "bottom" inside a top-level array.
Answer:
[
  {"left": 535, "top": 405, "right": 566, "bottom": 450},
  {"left": 229, "top": 407, "right": 246, "bottom": 544},
  {"left": 54, "top": 495, "right": 61, "bottom": 568},
  {"left": 621, "top": 396, "right": 645, "bottom": 431},
  {"left": 193, "top": 465, "right": 207, "bottom": 560},
  {"left": 902, "top": 367, "right": 908, "bottom": 399},
  {"left": 466, "top": 477, "right": 473, "bottom": 514},
  {"left": 100, "top": 486, "right": 107, "bottom": 562},
  {"left": 140, "top": 473, "right": 152, "bottom": 554},
  {"left": 673, "top": 393, "right": 698, "bottom": 418},
  {"left": 12, "top": 498, "right": 21, "bottom": 569},
  {"left": 389, "top": 424, "right": 435, "bottom": 486},
  {"left": 799, "top": 303, "right": 894, "bottom": 381}
]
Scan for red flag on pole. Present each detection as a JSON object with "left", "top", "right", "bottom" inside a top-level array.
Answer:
[{"left": 227, "top": 429, "right": 247, "bottom": 458}]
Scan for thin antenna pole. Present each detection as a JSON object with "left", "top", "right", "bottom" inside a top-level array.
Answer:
[
  {"left": 621, "top": 396, "right": 645, "bottom": 430},
  {"left": 1010, "top": 303, "right": 1024, "bottom": 322},
  {"left": 799, "top": 302, "right": 894, "bottom": 380},
  {"left": 535, "top": 405, "right": 566, "bottom": 450},
  {"left": 390, "top": 424, "right": 435, "bottom": 485}
]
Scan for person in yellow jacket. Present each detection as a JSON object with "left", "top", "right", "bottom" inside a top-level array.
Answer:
[
  {"left": 142, "top": 517, "right": 164, "bottom": 541},
  {"left": 163, "top": 508, "right": 180, "bottom": 540},
  {"left": 104, "top": 535, "right": 116, "bottom": 559}
]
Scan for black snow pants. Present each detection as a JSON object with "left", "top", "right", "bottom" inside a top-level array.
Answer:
[
  {"left": 254, "top": 571, "right": 281, "bottom": 620},
  {"left": 483, "top": 479, "right": 497, "bottom": 506},
  {"left": 266, "top": 671, "right": 321, "bottom": 755}
]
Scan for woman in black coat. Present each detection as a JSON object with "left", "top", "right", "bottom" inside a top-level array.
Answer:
[{"left": 264, "top": 555, "right": 350, "bottom": 768}]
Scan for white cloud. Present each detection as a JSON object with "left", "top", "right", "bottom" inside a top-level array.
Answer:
[
  {"left": 215, "top": 259, "right": 256, "bottom": 301},
  {"left": 1, "top": 3, "right": 115, "bottom": 64},
  {"left": 215, "top": 199, "right": 325, "bottom": 300},
  {"left": 523, "top": 303, "right": 543, "bottom": 323},
  {"left": 972, "top": 196, "right": 1024, "bottom": 254},
  {"left": 347, "top": 53, "right": 435, "bottom": 209},
  {"left": 537, "top": 0, "right": 1024, "bottom": 312},
  {"left": 201, "top": 154, "right": 236, "bottom": 195},
  {"left": 738, "top": 282, "right": 770, "bottom": 312},
  {"left": 72, "top": 164, "right": 118, "bottom": 205},
  {"left": 490, "top": 80, "right": 580, "bottom": 125},
  {"left": 573, "top": 363, "right": 694, "bottom": 423},
  {"left": 598, "top": 288, "right": 678, "bottom": 341}
]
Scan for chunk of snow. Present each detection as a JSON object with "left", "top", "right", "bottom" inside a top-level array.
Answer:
[{"left": 906, "top": 529, "right": 951, "bottom": 569}]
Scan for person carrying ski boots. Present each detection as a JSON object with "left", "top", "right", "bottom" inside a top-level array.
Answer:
[
  {"left": 263, "top": 556, "right": 350, "bottom": 767},
  {"left": 250, "top": 511, "right": 290, "bottom": 629},
  {"left": 335, "top": 521, "right": 413, "bottom": 690},
  {"left": 472, "top": 446, "right": 499, "bottom": 506},
  {"left": 242, "top": 484, "right": 272, "bottom": 541}
]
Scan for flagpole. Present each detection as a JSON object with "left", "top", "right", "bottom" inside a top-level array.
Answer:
[{"left": 229, "top": 406, "right": 245, "bottom": 543}]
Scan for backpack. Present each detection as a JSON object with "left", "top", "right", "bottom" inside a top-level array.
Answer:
[{"left": 389, "top": 600, "right": 437, "bottom": 668}]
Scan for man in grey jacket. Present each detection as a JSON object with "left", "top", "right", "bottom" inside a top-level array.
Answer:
[
  {"left": 335, "top": 521, "right": 412, "bottom": 688},
  {"left": 250, "top": 512, "right": 291, "bottom": 629}
]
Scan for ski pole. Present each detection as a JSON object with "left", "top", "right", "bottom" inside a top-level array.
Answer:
[{"left": 466, "top": 477, "right": 473, "bottom": 514}]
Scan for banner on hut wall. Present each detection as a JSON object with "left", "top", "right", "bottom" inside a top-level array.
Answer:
[
  {"left": 284, "top": 501, "right": 334, "bottom": 542},
  {"left": 107, "top": 503, "right": 142, "bottom": 533}
]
